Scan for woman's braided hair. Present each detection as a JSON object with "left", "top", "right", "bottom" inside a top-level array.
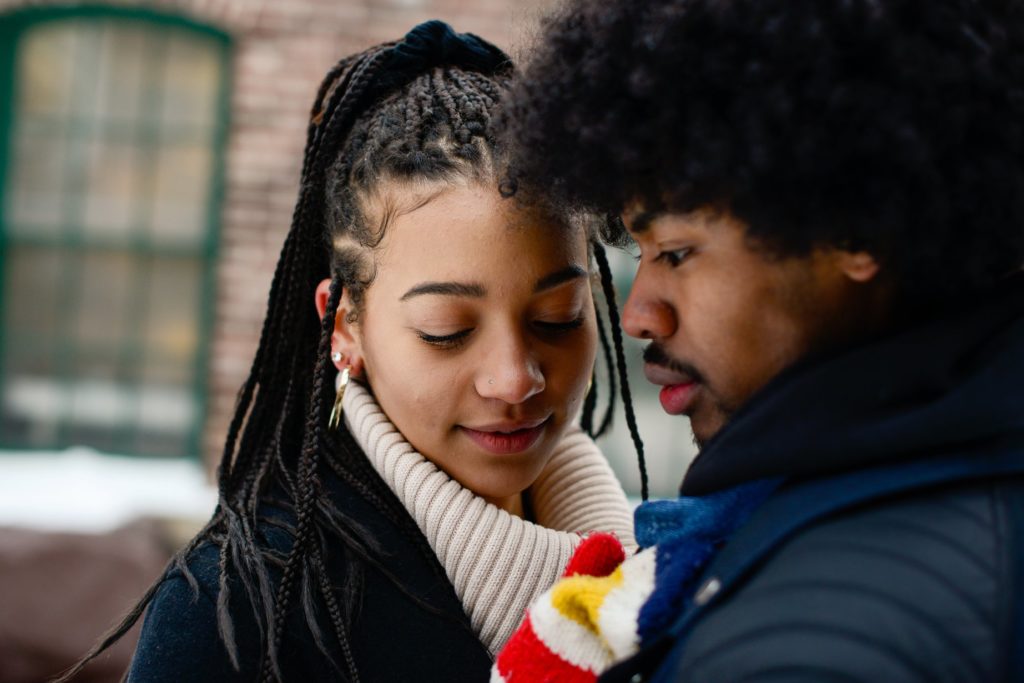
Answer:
[{"left": 57, "top": 20, "right": 646, "bottom": 683}]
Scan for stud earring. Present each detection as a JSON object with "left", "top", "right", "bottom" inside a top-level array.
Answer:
[
  {"left": 328, "top": 366, "right": 351, "bottom": 430},
  {"left": 331, "top": 351, "right": 344, "bottom": 363}
]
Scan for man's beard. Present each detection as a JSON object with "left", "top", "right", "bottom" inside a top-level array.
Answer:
[{"left": 642, "top": 342, "right": 734, "bottom": 448}]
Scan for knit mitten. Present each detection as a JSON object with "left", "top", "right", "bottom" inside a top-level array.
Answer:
[{"left": 492, "top": 533, "right": 645, "bottom": 683}]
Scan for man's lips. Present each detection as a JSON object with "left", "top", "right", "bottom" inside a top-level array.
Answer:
[
  {"left": 460, "top": 417, "right": 550, "bottom": 454},
  {"left": 643, "top": 362, "right": 696, "bottom": 387},
  {"left": 659, "top": 383, "right": 699, "bottom": 416},
  {"left": 643, "top": 362, "right": 700, "bottom": 416}
]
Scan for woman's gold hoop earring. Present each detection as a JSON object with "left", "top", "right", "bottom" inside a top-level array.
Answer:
[{"left": 328, "top": 366, "right": 351, "bottom": 430}]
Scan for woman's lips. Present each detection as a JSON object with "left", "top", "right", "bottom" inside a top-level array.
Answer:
[{"left": 460, "top": 418, "right": 549, "bottom": 455}]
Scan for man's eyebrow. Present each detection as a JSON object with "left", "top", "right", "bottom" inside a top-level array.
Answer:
[
  {"left": 535, "top": 265, "right": 587, "bottom": 292},
  {"left": 628, "top": 210, "right": 664, "bottom": 234},
  {"left": 400, "top": 281, "right": 486, "bottom": 301}
]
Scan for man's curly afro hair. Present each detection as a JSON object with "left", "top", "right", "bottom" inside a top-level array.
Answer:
[{"left": 505, "top": 0, "right": 1024, "bottom": 303}]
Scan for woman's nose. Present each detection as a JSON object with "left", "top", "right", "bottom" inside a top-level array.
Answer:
[
  {"left": 476, "top": 338, "right": 545, "bottom": 404},
  {"left": 622, "top": 272, "right": 677, "bottom": 340}
]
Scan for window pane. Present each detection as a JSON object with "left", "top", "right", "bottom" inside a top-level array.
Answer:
[
  {"left": 93, "top": 21, "right": 149, "bottom": 125},
  {"left": 141, "top": 257, "right": 201, "bottom": 370},
  {"left": 82, "top": 139, "right": 140, "bottom": 240},
  {"left": 151, "top": 144, "right": 213, "bottom": 247},
  {"left": 1, "top": 375, "right": 62, "bottom": 446},
  {"left": 16, "top": 21, "right": 77, "bottom": 118},
  {"left": 66, "top": 22, "right": 104, "bottom": 122},
  {"left": 73, "top": 250, "right": 136, "bottom": 348},
  {"left": 6, "top": 128, "right": 68, "bottom": 234},
  {"left": 135, "top": 384, "right": 196, "bottom": 455},
  {"left": 3, "top": 245, "right": 63, "bottom": 348},
  {"left": 160, "top": 32, "right": 221, "bottom": 129}
]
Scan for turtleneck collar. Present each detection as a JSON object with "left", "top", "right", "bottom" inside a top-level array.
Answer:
[{"left": 341, "top": 380, "right": 635, "bottom": 653}]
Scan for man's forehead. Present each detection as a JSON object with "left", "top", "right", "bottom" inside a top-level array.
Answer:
[
  {"left": 621, "top": 201, "right": 665, "bottom": 235},
  {"left": 621, "top": 204, "right": 733, "bottom": 236}
]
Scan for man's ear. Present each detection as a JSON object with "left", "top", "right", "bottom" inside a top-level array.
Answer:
[
  {"left": 837, "top": 250, "right": 881, "bottom": 283},
  {"left": 314, "top": 279, "right": 364, "bottom": 376}
]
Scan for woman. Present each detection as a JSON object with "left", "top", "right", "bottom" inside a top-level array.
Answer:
[{"left": 59, "top": 21, "right": 638, "bottom": 683}]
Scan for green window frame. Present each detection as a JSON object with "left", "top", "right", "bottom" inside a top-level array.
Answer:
[{"left": 0, "top": 6, "right": 232, "bottom": 458}]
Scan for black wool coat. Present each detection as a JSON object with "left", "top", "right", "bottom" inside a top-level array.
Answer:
[{"left": 127, "top": 438, "right": 492, "bottom": 683}]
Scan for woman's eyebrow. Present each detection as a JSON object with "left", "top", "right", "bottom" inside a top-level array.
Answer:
[
  {"left": 534, "top": 265, "right": 587, "bottom": 293},
  {"left": 400, "top": 265, "right": 585, "bottom": 301},
  {"left": 400, "top": 281, "right": 486, "bottom": 301}
]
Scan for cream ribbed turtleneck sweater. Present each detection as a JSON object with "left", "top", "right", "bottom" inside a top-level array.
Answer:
[{"left": 342, "top": 380, "right": 636, "bottom": 655}]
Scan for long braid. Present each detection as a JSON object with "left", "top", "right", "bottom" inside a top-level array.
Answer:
[
  {"left": 309, "top": 543, "right": 359, "bottom": 682},
  {"left": 226, "top": 135, "right": 341, "bottom": 670},
  {"left": 580, "top": 370, "right": 598, "bottom": 435},
  {"left": 593, "top": 241, "right": 649, "bottom": 500},
  {"left": 236, "top": 51, "right": 385, "bottom": 674},
  {"left": 262, "top": 274, "right": 343, "bottom": 682},
  {"left": 593, "top": 305, "right": 617, "bottom": 437},
  {"left": 580, "top": 306, "right": 617, "bottom": 439}
]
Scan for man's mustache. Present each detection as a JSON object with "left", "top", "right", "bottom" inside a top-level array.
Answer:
[{"left": 642, "top": 343, "right": 704, "bottom": 383}]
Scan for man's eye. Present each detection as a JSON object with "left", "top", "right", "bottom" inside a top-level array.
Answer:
[
  {"left": 417, "top": 329, "right": 472, "bottom": 349},
  {"left": 655, "top": 247, "right": 693, "bottom": 268}
]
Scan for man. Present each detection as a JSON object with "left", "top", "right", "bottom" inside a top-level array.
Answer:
[{"left": 494, "top": 0, "right": 1024, "bottom": 680}]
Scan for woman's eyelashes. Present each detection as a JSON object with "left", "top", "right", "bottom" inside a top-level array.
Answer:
[
  {"left": 417, "top": 328, "right": 473, "bottom": 349},
  {"left": 414, "top": 315, "right": 585, "bottom": 350},
  {"left": 534, "top": 317, "right": 585, "bottom": 335}
]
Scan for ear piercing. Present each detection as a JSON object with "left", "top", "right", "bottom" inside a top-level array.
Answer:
[
  {"left": 331, "top": 351, "right": 344, "bottom": 363},
  {"left": 328, "top": 366, "right": 351, "bottom": 430}
]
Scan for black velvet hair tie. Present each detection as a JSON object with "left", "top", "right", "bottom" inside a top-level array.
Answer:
[
  {"left": 392, "top": 20, "right": 511, "bottom": 74},
  {"left": 372, "top": 20, "right": 512, "bottom": 95}
]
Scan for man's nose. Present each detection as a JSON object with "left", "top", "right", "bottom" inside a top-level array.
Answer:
[{"left": 622, "top": 273, "right": 677, "bottom": 340}]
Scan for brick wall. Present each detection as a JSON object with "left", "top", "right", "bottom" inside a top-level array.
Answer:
[{"left": 0, "top": 0, "right": 556, "bottom": 471}]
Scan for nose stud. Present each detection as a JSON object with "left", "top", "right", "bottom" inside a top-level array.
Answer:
[{"left": 488, "top": 378, "right": 495, "bottom": 385}]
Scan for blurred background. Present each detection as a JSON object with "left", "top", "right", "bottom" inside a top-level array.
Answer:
[{"left": 0, "top": 0, "right": 696, "bottom": 680}]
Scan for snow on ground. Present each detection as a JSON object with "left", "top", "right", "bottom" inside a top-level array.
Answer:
[{"left": 0, "top": 447, "right": 217, "bottom": 534}]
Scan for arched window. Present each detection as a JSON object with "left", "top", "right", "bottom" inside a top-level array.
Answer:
[{"left": 0, "top": 8, "right": 231, "bottom": 458}]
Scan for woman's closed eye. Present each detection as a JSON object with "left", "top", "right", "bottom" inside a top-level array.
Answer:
[
  {"left": 415, "top": 316, "right": 583, "bottom": 350},
  {"left": 417, "top": 328, "right": 473, "bottom": 349},
  {"left": 534, "top": 317, "right": 585, "bottom": 335}
]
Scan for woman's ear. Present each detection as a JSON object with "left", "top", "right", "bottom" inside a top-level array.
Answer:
[{"left": 314, "top": 279, "right": 364, "bottom": 375}]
